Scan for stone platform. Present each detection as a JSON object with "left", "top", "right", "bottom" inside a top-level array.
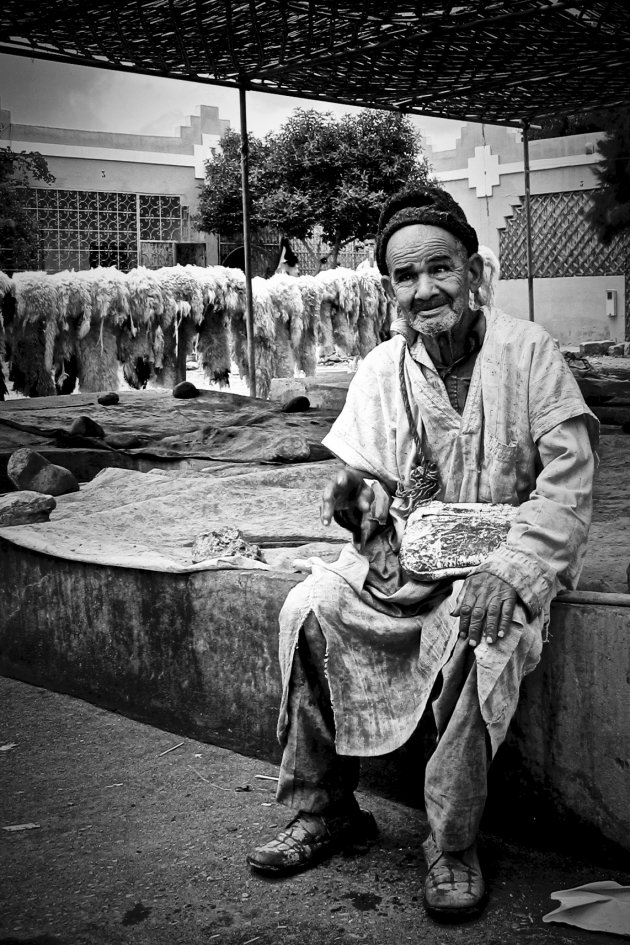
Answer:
[{"left": 0, "top": 386, "right": 629, "bottom": 855}]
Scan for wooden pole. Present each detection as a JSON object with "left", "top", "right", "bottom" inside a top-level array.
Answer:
[
  {"left": 522, "top": 120, "right": 535, "bottom": 322},
  {"left": 239, "top": 84, "right": 256, "bottom": 397}
]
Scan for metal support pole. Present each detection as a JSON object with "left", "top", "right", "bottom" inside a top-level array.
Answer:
[
  {"left": 239, "top": 84, "right": 256, "bottom": 397},
  {"left": 522, "top": 120, "right": 535, "bottom": 322}
]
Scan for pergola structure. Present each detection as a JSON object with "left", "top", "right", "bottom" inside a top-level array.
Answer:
[{"left": 2, "top": 1, "right": 630, "bottom": 393}]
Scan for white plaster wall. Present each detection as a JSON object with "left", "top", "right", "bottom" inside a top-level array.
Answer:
[{"left": 495, "top": 276, "right": 626, "bottom": 344}]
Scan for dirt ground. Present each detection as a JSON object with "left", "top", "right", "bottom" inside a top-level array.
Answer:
[{"left": 1, "top": 676, "right": 628, "bottom": 945}]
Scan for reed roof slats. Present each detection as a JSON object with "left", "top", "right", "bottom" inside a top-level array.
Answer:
[{"left": 1, "top": 0, "right": 628, "bottom": 126}]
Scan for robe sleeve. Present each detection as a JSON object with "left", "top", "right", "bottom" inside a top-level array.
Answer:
[
  {"left": 322, "top": 342, "right": 402, "bottom": 493},
  {"left": 480, "top": 416, "right": 595, "bottom": 615},
  {"left": 527, "top": 330, "right": 599, "bottom": 446}
]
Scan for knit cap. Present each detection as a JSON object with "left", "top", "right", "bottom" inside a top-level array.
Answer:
[{"left": 376, "top": 186, "right": 478, "bottom": 274}]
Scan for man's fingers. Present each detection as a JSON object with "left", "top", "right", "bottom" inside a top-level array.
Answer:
[
  {"left": 496, "top": 594, "right": 517, "bottom": 640},
  {"left": 466, "top": 606, "right": 488, "bottom": 647},
  {"left": 320, "top": 480, "right": 338, "bottom": 525},
  {"left": 357, "top": 483, "right": 375, "bottom": 513},
  {"left": 484, "top": 593, "right": 517, "bottom": 644},
  {"left": 456, "top": 582, "right": 485, "bottom": 643},
  {"left": 483, "top": 603, "right": 503, "bottom": 644},
  {"left": 321, "top": 470, "right": 351, "bottom": 523},
  {"left": 320, "top": 469, "right": 371, "bottom": 525}
]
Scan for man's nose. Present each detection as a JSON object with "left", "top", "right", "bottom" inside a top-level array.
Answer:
[{"left": 414, "top": 273, "right": 437, "bottom": 300}]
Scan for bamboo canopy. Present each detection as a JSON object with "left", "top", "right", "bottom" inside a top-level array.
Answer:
[{"left": 1, "top": 2, "right": 629, "bottom": 126}]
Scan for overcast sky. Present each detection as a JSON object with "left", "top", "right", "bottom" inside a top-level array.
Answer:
[{"left": 0, "top": 53, "right": 466, "bottom": 151}]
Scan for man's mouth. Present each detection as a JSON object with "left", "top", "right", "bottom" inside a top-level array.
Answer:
[{"left": 412, "top": 302, "right": 451, "bottom": 317}]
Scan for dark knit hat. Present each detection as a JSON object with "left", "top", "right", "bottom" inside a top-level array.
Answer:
[{"left": 376, "top": 185, "right": 478, "bottom": 274}]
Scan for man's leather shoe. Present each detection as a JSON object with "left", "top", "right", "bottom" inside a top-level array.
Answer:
[
  {"left": 422, "top": 833, "right": 486, "bottom": 919},
  {"left": 247, "top": 807, "right": 378, "bottom": 876}
]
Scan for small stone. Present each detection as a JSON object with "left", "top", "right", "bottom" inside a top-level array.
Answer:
[
  {"left": 7, "top": 448, "right": 49, "bottom": 487},
  {"left": 281, "top": 395, "right": 311, "bottom": 413},
  {"left": 7, "top": 449, "right": 79, "bottom": 497},
  {"left": 69, "top": 416, "right": 105, "bottom": 438},
  {"left": 0, "top": 491, "right": 56, "bottom": 526},
  {"left": 272, "top": 433, "right": 311, "bottom": 462},
  {"left": 192, "top": 527, "right": 263, "bottom": 564},
  {"left": 30, "top": 464, "right": 80, "bottom": 497},
  {"left": 98, "top": 392, "right": 120, "bottom": 406},
  {"left": 172, "top": 381, "right": 199, "bottom": 399}
]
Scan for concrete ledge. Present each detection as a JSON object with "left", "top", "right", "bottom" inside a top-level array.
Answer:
[
  {"left": 0, "top": 540, "right": 299, "bottom": 758},
  {"left": 1, "top": 538, "right": 628, "bottom": 852},
  {"left": 507, "top": 596, "right": 630, "bottom": 850}
]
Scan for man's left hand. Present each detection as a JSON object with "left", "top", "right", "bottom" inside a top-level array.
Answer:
[{"left": 452, "top": 572, "right": 518, "bottom": 648}]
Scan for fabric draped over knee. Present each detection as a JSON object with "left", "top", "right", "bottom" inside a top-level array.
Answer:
[{"left": 277, "top": 541, "right": 544, "bottom": 760}]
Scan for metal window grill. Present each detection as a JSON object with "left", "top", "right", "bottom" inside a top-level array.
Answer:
[
  {"left": 3, "top": 188, "right": 189, "bottom": 273},
  {"left": 219, "top": 226, "right": 372, "bottom": 275}
]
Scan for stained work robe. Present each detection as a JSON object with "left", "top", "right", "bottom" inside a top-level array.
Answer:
[{"left": 278, "top": 308, "right": 598, "bottom": 758}]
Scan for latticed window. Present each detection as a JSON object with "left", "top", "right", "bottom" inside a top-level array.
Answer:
[
  {"left": 4, "top": 189, "right": 191, "bottom": 274},
  {"left": 499, "top": 191, "right": 630, "bottom": 280}
]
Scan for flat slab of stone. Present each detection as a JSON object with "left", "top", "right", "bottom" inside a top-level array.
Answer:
[
  {"left": 579, "top": 339, "right": 615, "bottom": 357},
  {"left": 269, "top": 372, "right": 354, "bottom": 410}
]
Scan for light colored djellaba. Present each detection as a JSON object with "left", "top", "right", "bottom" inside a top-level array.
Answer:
[{"left": 246, "top": 185, "right": 598, "bottom": 922}]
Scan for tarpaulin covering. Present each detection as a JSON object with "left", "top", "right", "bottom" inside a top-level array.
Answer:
[
  {"left": 0, "top": 465, "right": 346, "bottom": 573},
  {"left": 0, "top": 389, "right": 336, "bottom": 463}
]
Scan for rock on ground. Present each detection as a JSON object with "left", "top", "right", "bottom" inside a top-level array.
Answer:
[
  {"left": 7, "top": 448, "right": 80, "bottom": 496},
  {"left": 0, "top": 490, "right": 56, "bottom": 525}
]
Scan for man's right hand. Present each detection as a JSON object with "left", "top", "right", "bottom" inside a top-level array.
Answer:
[{"left": 321, "top": 468, "right": 374, "bottom": 526}]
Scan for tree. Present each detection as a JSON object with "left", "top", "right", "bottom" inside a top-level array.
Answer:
[
  {"left": 0, "top": 148, "right": 55, "bottom": 274},
  {"left": 196, "top": 128, "right": 271, "bottom": 239},
  {"left": 585, "top": 109, "right": 630, "bottom": 245},
  {"left": 196, "top": 108, "right": 433, "bottom": 267}
]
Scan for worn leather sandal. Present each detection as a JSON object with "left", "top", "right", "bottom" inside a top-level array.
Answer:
[
  {"left": 247, "top": 808, "right": 378, "bottom": 876},
  {"left": 422, "top": 833, "right": 486, "bottom": 920}
]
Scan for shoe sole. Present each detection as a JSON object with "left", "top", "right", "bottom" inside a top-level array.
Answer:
[{"left": 424, "top": 892, "right": 488, "bottom": 923}]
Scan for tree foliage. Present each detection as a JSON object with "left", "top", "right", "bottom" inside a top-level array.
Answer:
[
  {"left": 585, "top": 109, "right": 630, "bottom": 245},
  {"left": 0, "top": 147, "right": 55, "bottom": 274},
  {"left": 196, "top": 108, "right": 432, "bottom": 266},
  {"left": 196, "top": 129, "right": 271, "bottom": 238}
]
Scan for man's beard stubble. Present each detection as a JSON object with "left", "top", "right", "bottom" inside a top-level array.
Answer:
[{"left": 408, "top": 296, "right": 465, "bottom": 338}]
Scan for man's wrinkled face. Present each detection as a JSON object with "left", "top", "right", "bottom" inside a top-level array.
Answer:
[{"left": 383, "top": 224, "right": 480, "bottom": 337}]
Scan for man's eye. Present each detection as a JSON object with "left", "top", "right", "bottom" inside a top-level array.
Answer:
[
  {"left": 431, "top": 265, "right": 449, "bottom": 275},
  {"left": 396, "top": 274, "right": 414, "bottom": 284}
]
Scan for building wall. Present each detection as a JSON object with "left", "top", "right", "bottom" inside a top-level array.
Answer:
[
  {"left": 496, "top": 276, "right": 626, "bottom": 343},
  {"left": 426, "top": 125, "right": 629, "bottom": 344},
  {"left": 0, "top": 101, "right": 229, "bottom": 271}
]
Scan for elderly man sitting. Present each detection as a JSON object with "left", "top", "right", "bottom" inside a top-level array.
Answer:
[{"left": 247, "top": 186, "right": 597, "bottom": 920}]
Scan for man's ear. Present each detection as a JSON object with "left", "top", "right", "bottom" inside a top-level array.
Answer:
[
  {"left": 381, "top": 275, "right": 396, "bottom": 300},
  {"left": 467, "top": 253, "right": 484, "bottom": 292}
]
